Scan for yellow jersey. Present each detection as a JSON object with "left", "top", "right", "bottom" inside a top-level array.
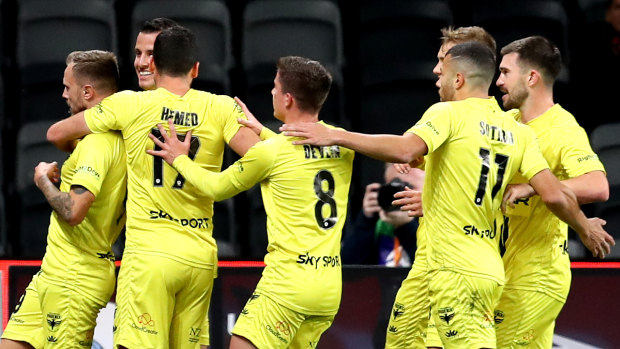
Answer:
[
  {"left": 173, "top": 122, "right": 354, "bottom": 315},
  {"left": 41, "top": 132, "right": 126, "bottom": 303},
  {"left": 406, "top": 97, "right": 548, "bottom": 284},
  {"left": 503, "top": 104, "right": 605, "bottom": 301},
  {"left": 84, "top": 88, "right": 244, "bottom": 268}
]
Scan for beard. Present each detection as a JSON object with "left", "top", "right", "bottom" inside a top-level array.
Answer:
[
  {"left": 439, "top": 84, "right": 455, "bottom": 102},
  {"left": 502, "top": 82, "right": 528, "bottom": 110}
]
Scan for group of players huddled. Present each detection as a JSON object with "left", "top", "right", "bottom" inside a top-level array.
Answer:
[{"left": 0, "top": 16, "right": 614, "bottom": 349}]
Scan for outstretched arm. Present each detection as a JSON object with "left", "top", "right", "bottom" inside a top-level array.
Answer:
[
  {"left": 280, "top": 122, "right": 428, "bottom": 164},
  {"left": 47, "top": 111, "right": 91, "bottom": 152},
  {"left": 34, "top": 162, "right": 95, "bottom": 225},
  {"left": 529, "top": 169, "right": 615, "bottom": 258}
]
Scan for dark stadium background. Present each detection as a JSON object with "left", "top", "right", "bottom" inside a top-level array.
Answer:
[{"left": 0, "top": 0, "right": 618, "bottom": 347}]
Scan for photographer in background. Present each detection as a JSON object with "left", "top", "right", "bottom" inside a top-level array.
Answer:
[{"left": 341, "top": 163, "right": 424, "bottom": 266}]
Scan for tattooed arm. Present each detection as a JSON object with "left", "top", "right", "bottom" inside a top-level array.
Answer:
[{"left": 34, "top": 162, "right": 95, "bottom": 226}]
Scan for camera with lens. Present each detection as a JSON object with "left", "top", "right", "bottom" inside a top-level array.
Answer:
[{"left": 377, "top": 178, "right": 410, "bottom": 212}]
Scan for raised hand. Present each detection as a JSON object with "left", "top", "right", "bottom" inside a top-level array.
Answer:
[{"left": 146, "top": 118, "right": 192, "bottom": 165}]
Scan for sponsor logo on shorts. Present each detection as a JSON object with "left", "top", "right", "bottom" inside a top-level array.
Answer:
[
  {"left": 515, "top": 329, "right": 535, "bottom": 346},
  {"left": 392, "top": 303, "right": 405, "bottom": 320},
  {"left": 131, "top": 313, "right": 158, "bottom": 335},
  {"left": 388, "top": 325, "right": 398, "bottom": 333},
  {"left": 265, "top": 321, "right": 290, "bottom": 344},
  {"left": 47, "top": 335, "right": 58, "bottom": 343},
  {"left": 438, "top": 307, "right": 455, "bottom": 325},
  {"left": 481, "top": 311, "right": 494, "bottom": 328},
  {"left": 189, "top": 327, "right": 201, "bottom": 343},
  {"left": 494, "top": 310, "right": 504, "bottom": 324},
  {"left": 78, "top": 329, "right": 94, "bottom": 347},
  {"left": 445, "top": 330, "right": 458, "bottom": 338},
  {"left": 46, "top": 313, "right": 62, "bottom": 332},
  {"left": 9, "top": 316, "right": 24, "bottom": 323},
  {"left": 241, "top": 308, "right": 249, "bottom": 315}
]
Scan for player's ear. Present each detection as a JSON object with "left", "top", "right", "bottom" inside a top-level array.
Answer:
[
  {"left": 191, "top": 62, "right": 200, "bottom": 79},
  {"left": 454, "top": 72, "right": 465, "bottom": 89},
  {"left": 82, "top": 85, "right": 94, "bottom": 100},
  {"left": 527, "top": 70, "right": 541, "bottom": 87},
  {"left": 284, "top": 92, "right": 294, "bottom": 108}
]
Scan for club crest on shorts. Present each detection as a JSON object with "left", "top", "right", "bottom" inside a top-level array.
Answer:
[{"left": 46, "top": 313, "right": 62, "bottom": 332}]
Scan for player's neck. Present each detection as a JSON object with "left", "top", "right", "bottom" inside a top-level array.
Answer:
[
  {"left": 519, "top": 89, "right": 555, "bottom": 123},
  {"left": 283, "top": 110, "right": 319, "bottom": 124},
  {"left": 155, "top": 75, "right": 192, "bottom": 96}
]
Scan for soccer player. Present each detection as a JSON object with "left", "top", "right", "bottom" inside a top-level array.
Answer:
[
  {"left": 133, "top": 17, "right": 179, "bottom": 91},
  {"left": 281, "top": 42, "right": 614, "bottom": 348},
  {"left": 147, "top": 56, "right": 354, "bottom": 349},
  {"left": 384, "top": 26, "right": 498, "bottom": 349},
  {"left": 133, "top": 17, "right": 213, "bottom": 349},
  {"left": 0, "top": 50, "right": 125, "bottom": 348},
  {"left": 46, "top": 26, "right": 260, "bottom": 349},
  {"left": 495, "top": 36, "right": 610, "bottom": 348}
]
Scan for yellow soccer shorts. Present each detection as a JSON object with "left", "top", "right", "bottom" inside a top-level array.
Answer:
[
  {"left": 231, "top": 291, "right": 334, "bottom": 349},
  {"left": 428, "top": 270, "right": 503, "bottom": 349},
  {"left": 3, "top": 272, "right": 108, "bottom": 348},
  {"left": 495, "top": 288, "right": 564, "bottom": 349},
  {"left": 385, "top": 267, "right": 431, "bottom": 348},
  {"left": 426, "top": 315, "right": 443, "bottom": 348},
  {"left": 114, "top": 253, "right": 214, "bottom": 349}
]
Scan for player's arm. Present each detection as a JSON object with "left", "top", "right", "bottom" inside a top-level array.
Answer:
[
  {"left": 280, "top": 122, "right": 428, "bottom": 164},
  {"left": 528, "top": 169, "right": 615, "bottom": 258},
  {"left": 234, "top": 97, "right": 276, "bottom": 140},
  {"left": 503, "top": 170, "right": 608, "bottom": 207},
  {"left": 562, "top": 170, "right": 609, "bottom": 204},
  {"left": 34, "top": 162, "right": 95, "bottom": 226},
  {"left": 47, "top": 111, "right": 92, "bottom": 152}
]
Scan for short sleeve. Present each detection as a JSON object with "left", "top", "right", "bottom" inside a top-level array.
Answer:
[
  {"left": 405, "top": 102, "right": 453, "bottom": 154},
  {"left": 84, "top": 91, "right": 137, "bottom": 133}
]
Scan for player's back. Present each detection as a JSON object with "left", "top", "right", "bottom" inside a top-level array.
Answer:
[
  {"left": 253, "top": 123, "right": 354, "bottom": 316},
  {"left": 410, "top": 97, "right": 547, "bottom": 283},
  {"left": 84, "top": 88, "right": 244, "bottom": 268}
]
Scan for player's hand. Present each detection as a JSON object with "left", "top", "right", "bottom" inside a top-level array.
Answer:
[
  {"left": 362, "top": 183, "right": 381, "bottom": 218},
  {"left": 501, "top": 183, "right": 536, "bottom": 213},
  {"left": 34, "top": 161, "right": 60, "bottom": 187},
  {"left": 579, "top": 217, "right": 615, "bottom": 258},
  {"left": 393, "top": 163, "right": 411, "bottom": 174},
  {"left": 146, "top": 118, "right": 191, "bottom": 165},
  {"left": 280, "top": 122, "right": 335, "bottom": 146},
  {"left": 380, "top": 208, "right": 414, "bottom": 228},
  {"left": 392, "top": 187, "right": 423, "bottom": 217},
  {"left": 234, "top": 97, "right": 265, "bottom": 136}
]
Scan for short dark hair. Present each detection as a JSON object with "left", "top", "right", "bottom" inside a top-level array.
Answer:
[
  {"left": 139, "top": 17, "right": 179, "bottom": 34},
  {"left": 500, "top": 36, "right": 562, "bottom": 85},
  {"left": 153, "top": 26, "right": 198, "bottom": 77},
  {"left": 445, "top": 42, "right": 497, "bottom": 87},
  {"left": 276, "top": 56, "right": 332, "bottom": 113},
  {"left": 66, "top": 50, "right": 119, "bottom": 93}
]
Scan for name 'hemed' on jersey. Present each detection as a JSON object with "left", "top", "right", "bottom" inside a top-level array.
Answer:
[
  {"left": 479, "top": 121, "right": 514, "bottom": 145},
  {"left": 160, "top": 106, "right": 198, "bottom": 126}
]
